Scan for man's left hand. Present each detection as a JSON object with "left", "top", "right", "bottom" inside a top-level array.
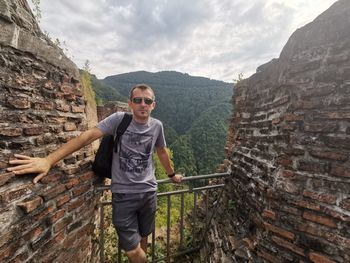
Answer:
[{"left": 170, "top": 174, "right": 183, "bottom": 183}]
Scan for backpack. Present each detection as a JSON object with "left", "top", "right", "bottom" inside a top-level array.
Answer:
[{"left": 92, "top": 113, "right": 132, "bottom": 179}]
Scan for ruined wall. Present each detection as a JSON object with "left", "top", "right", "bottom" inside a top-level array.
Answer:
[
  {"left": 205, "top": 1, "right": 350, "bottom": 262},
  {"left": 0, "top": 1, "right": 101, "bottom": 262},
  {"left": 97, "top": 101, "right": 129, "bottom": 121}
]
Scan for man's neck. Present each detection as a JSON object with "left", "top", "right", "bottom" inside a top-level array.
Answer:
[{"left": 132, "top": 116, "right": 150, "bottom": 124}]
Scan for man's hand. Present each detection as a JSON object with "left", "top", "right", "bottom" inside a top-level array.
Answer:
[
  {"left": 7, "top": 154, "right": 52, "bottom": 184},
  {"left": 170, "top": 174, "right": 183, "bottom": 184}
]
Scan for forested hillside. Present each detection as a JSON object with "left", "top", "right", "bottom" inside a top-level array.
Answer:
[{"left": 91, "top": 71, "right": 233, "bottom": 175}]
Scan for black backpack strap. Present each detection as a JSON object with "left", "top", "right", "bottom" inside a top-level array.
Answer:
[{"left": 113, "top": 113, "right": 132, "bottom": 152}]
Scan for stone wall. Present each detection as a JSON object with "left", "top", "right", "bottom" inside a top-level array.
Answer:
[
  {"left": 0, "top": 1, "right": 100, "bottom": 262},
  {"left": 204, "top": 1, "right": 350, "bottom": 262},
  {"left": 97, "top": 101, "right": 129, "bottom": 121}
]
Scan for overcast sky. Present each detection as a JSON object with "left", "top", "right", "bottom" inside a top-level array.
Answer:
[{"left": 30, "top": 0, "right": 338, "bottom": 82}]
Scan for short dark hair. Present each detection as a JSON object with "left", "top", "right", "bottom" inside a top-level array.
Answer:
[{"left": 129, "top": 84, "right": 155, "bottom": 100}]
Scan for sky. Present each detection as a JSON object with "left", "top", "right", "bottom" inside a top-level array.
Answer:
[{"left": 29, "top": 0, "right": 338, "bottom": 82}]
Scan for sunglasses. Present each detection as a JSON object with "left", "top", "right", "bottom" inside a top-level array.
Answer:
[{"left": 132, "top": 97, "right": 154, "bottom": 105}]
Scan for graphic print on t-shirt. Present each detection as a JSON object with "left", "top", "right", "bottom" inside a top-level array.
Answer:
[{"left": 119, "top": 130, "right": 153, "bottom": 174}]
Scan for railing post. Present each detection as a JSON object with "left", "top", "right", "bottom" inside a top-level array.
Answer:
[
  {"left": 179, "top": 192, "right": 185, "bottom": 249},
  {"left": 99, "top": 203, "right": 105, "bottom": 263},
  {"left": 166, "top": 195, "right": 171, "bottom": 263},
  {"left": 151, "top": 228, "right": 155, "bottom": 263},
  {"left": 193, "top": 191, "right": 197, "bottom": 246},
  {"left": 118, "top": 240, "right": 122, "bottom": 263}
]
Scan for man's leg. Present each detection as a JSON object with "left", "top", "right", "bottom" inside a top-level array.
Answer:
[
  {"left": 125, "top": 243, "right": 147, "bottom": 263},
  {"left": 140, "top": 236, "right": 148, "bottom": 253}
]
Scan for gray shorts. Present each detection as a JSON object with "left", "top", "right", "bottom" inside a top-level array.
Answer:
[{"left": 112, "top": 191, "right": 157, "bottom": 251}]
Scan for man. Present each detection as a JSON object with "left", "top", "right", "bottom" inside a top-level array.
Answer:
[{"left": 8, "top": 84, "right": 182, "bottom": 263}]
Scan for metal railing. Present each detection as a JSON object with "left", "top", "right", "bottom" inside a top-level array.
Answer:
[{"left": 96, "top": 171, "right": 230, "bottom": 263}]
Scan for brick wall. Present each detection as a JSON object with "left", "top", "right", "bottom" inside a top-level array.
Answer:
[
  {"left": 0, "top": 1, "right": 101, "bottom": 262},
  {"left": 204, "top": 1, "right": 350, "bottom": 262}
]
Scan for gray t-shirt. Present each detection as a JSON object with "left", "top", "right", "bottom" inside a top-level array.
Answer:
[{"left": 96, "top": 112, "right": 166, "bottom": 193}]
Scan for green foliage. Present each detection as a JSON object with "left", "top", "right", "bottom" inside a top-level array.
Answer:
[
  {"left": 30, "top": 0, "right": 41, "bottom": 23},
  {"left": 171, "top": 103, "right": 231, "bottom": 176},
  {"left": 80, "top": 69, "right": 97, "bottom": 110},
  {"left": 91, "top": 75, "right": 126, "bottom": 105},
  {"left": 163, "top": 123, "right": 178, "bottom": 146},
  {"left": 233, "top": 72, "right": 244, "bottom": 85},
  {"left": 170, "top": 135, "right": 197, "bottom": 176}
]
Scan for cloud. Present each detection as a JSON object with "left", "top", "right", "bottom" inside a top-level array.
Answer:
[{"left": 31, "top": 0, "right": 338, "bottom": 82}]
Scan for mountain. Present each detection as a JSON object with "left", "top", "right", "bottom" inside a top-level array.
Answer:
[
  {"left": 91, "top": 70, "right": 233, "bottom": 175},
  {"left": 101, "top": 71, "right": 232, "bottom": 134}
]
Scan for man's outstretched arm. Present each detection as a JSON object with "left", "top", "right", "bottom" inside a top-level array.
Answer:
[
  {"left": 155, "top": 147, "right": 182, "bottom": 183},
  {"left": 7, "top": 127, "right": 104, "bottom": 183}
]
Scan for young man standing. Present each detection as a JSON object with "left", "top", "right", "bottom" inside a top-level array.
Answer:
[{"left": 8, "top": 84, "right": 182, "bottom": 263}]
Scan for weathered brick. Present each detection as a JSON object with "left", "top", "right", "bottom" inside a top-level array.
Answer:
[
  {"left": 283, "top": 114, "right": 304, "bottom": 122},
  {"left": 7, "top": 251, "right": 28, "bottom": 263},
  {"left": 271, "top": 236, "right": 305, "bottom": 256},
  {"left": 76, "top": 223, "right": 94, "bottom": 240},
  {"left": 67, "top": 220, "right": 83, "bottom": 233},
  {"left": 40, "top": 173, "right": 64, "bottom": 184},
  {"left": 23, "top": 225, "right": 43, "bottom": 242},
  {"left": 17, "top": 196, "right": 43, "bottom": 213},
  {"left": 71, "top": 105, "right": 85, "bottom": 113},
  {"left": 309, "top": 150, "right": 348, "bottom": 161},
  {"left": 41, "top": 184, "right": 66, "bottom": 201},
  {"left": 63, "top": 166, "right": 80, "bottom": 175},
  {"left": 302, "top": 211, "right": 336, "bottom": 228},
  {"left": 263, "top": 210, "right": 276, "bottom": 220},
  {"left": 32, "top": 101, "right": 54, "bottom": 110},
  {"left": 340, "top": 198, "right": 350, "bottom": 211},
  {"left": 6, "top": 96, "right": 30, "bottom": 109},
  {"left": 0, "top": 172, "right": 16, "bottom": 186},
  {"left": 23, "top": 126, "right": 44, "bottom": 136},
  {"left": 315, "top": 111, "right": 350, "bottom": 120},
  {"left": 277, "top": 156, "right": 292, "bottom": 167},
  {"left": 68, "top": 196, "right": 85, "bottom": 212},
  {"left": 47, "top": 209, "right": 65, "bottom": 224},
  {"left": 293, "top": 100, "right": 322, "bottom": 109},
  {"left": 56, "top": 102, "right": 70, "bottom": 112},
  {"left": 298, "top": 161, "right": 328, "bottom": 174},
  {"left": 64, "top": 122, "right": 77, "bottom": 131},
  {"left": 330, "top": 164, "right": 350, "bottom": 178},
  {"left": 31, "top": 230, "right": 52, "bottom": 250},
  {"left": 7, "top": 184, "right": 33, "bottom": 201},
  {"left": 322, "top": 135, "right": 350, "bottom": 149},
  {"left": 53, "top": 216, "right": 73, "bottom": 233},
  {"left": 0, "top": 127, "right": 22, "bottom": 137},
  {"left": 292, "top": 200, "right": 320, "bottom": 211},
  {"left": 264, "top": 222, "right": 295, "bottom": 240},
  {"left": 56, "top": 193, "right": 71, "bottom": 207},
  {"left": 303, "top": 123, "right": 338, "bottom": 133},
  {"left": 33, "top": 204, "right": 54, "bottom": 221},
  {"left": 0, "top": 242, "right": 19, "bottom": 261},
  {"left": 72, "top": 184, "right": 91, "bottom": 197},
  {"left": 64, "top": 93, "right": 76, "bottom": 101},
  {"left": 60, "top": 84, "right": 73, "bottom": 93},
  {"left": 79, "top": 171, "right": 95, "bottom": 181},
  {"left": 309, "top": 252, "right": 336, "bottom": 263},
  {"left": 323, "top": 232, "right": 350, "bottom": 248},
  {"left": 302, "top": 190, "right": 337, "bottom": 205},
  {"left": 65, "top": 178, "right": 80, "bottom": 189}
]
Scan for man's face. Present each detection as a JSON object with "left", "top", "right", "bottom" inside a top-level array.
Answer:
[{"left": 128, "top": 88, "right": 155, "bottom": 121}]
